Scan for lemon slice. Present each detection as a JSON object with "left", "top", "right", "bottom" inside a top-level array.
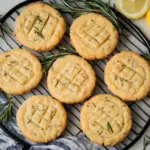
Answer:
[
  {"left": 146, "top": 8, "right": 150, "bottom": 27},
  {"left": 117, "top": 0, "right": 150, "bottom": 19}
]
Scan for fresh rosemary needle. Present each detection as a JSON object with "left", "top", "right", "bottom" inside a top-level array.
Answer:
[
  {"left": 0, "top": 97, "right": 12, "bottom": 121},
  {"left": 107, "top": 122, "right": 113, "bottom": 133}
]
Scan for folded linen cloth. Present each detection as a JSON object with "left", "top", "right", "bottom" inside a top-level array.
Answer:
[{"left": 0, "top": 126, "right": 102, "bottom": 150}]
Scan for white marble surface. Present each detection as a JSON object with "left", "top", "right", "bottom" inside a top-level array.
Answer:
[{"left": 0, "top": 0, "right": 150, "bottom": 150}]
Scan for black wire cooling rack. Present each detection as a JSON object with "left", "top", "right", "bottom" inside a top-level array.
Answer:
[{"left": 0, "top": 0, "right": 150, "bottom": 150}]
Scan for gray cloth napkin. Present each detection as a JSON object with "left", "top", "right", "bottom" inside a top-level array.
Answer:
[{"left": 0, "top": 127, "right": 101, "bottom": 150}]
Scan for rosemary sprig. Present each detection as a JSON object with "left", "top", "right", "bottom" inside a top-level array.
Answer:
[
  {"left": 143, "top": 135, "right": 150, "bottom": 150},
  {"left": 141, "top": 52, "right": 150, "bottom": 61},
  {"left": 0, "top": 97, "right": 12, "bottom": 121},
  {"left": 107, "top": 122, "right": 113, "bottom": 133},
  {"left": 47, "top": 0, "right": 122, "bottom": 33},
  {"left": 39, "top": 45, "right": 77, "bottom": 74}
]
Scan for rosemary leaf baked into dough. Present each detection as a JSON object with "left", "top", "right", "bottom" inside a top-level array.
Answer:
[
  {"left": 70, "top": 13, "right": 118, "bottom": 60},
  {"left": 80, "top": 94, "right": 132, "bottom": 146},
  {"left": 47, "top": 55, "right": 96, "bottom": 104},
  {"left": 15, "top": 3, "right": 66, "bottom": 51},
  {"left": 17, "top": 95, "right": 67, "bottom": 143},
  {"left": 105, "top": 51, "right": 150, "bottom": 101},
  {"left": 0, "top": 49, "right": 42, "bottom": 94}
]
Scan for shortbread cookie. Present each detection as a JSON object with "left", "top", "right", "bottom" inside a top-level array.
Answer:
[
  {"left": 15, "top": 3, "right": 66, "bottom": 51},
  {"left": 70, "top": 13, "right": 118, "bottom": 60},
  {"left": 104, "top": 51, "right": 150, "bottom": 101},
  {"left": 80, "top": 94, "right": 132, "bottom": 146},
  {"left": 17, "top": 95, "right": 67, "bottom": 143},
  {"left": 0, "top": 49, "right": 42, "bottom": 94},
  {"left": 47, "top": 55, "right": 96, "bottom": 103}
]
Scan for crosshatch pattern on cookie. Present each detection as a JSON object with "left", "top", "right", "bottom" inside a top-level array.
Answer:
[
  {"left": 53, "top": 63, "right": 88, "bottom": 92},
  {"left": 2, "top": 55, "right": 33, "bottom": 85},
  {"left": 17, "top": 95, "right": 67, "bottom": 142},
  {"left": 111, "top": 60, "right": 145, "bottom": 94},
  {"left": 25, "top": 102, "right": 57, "bottom": 131},
  {"left": 77, "top": 19, "right": 110, "bottom": 48},
  {"left": 89, "top": 99, "right": 124, "bottom": 137},
  {"left": 24, "top": 11, "right": 58, "bottom": 41},
  {"left": 81, "top": 94, "right": 132, "bottom": 146}
]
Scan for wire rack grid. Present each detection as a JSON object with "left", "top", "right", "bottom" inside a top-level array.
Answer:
[{"left": 0, "top": 0, "right": 150, "bottom": 150}]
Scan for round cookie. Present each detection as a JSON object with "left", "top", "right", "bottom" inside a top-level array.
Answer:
[
  {"left": 0, "top": 48, "right": 42, "bottom": 94},
  {"left": 47, "top": 55, "right": 96, "bottom": 104},
  {"left": 80, "top": 94, "right": 132, "bottom": 146},
  {"left": 15, "top": 3, "right": 66, "bottom": 51},
  {"left": 70, "top": 13, "right": 118, "bottom": 60},
  {"left": 17, "top": 95, "right": 67, "bottom": 143},
  {"left": 104, "top": 51, "right": 150, "bottom": 101}
]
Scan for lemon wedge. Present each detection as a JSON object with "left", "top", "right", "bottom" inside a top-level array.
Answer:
[
  {"left": 117, "top": 0, "right": 150, "bottom": 19},
  {"left": 146, "top": 9, "right": 150, "bottom": 27}
]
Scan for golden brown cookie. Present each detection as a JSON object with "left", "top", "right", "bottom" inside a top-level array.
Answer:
[
  {"left": 104, "top": 51, "right": 150, "bottom": 101},
  {"left": 47, "top": 55, "right": 96, "bottom": 104},
  {"left": 0, "top": 48, "right": 42, "bottom": 94},
  {"left": 70, "top": 13, "right": 118, "bottom": 60},
  {"left": 17, "top": 95, "right": 67, "bottom": 143},
  {"left": 80, "top": 94, "right": 132, "bottom": 146},
  {"left": 15, "top": 3, "right": 66, "bottom": 51}
]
